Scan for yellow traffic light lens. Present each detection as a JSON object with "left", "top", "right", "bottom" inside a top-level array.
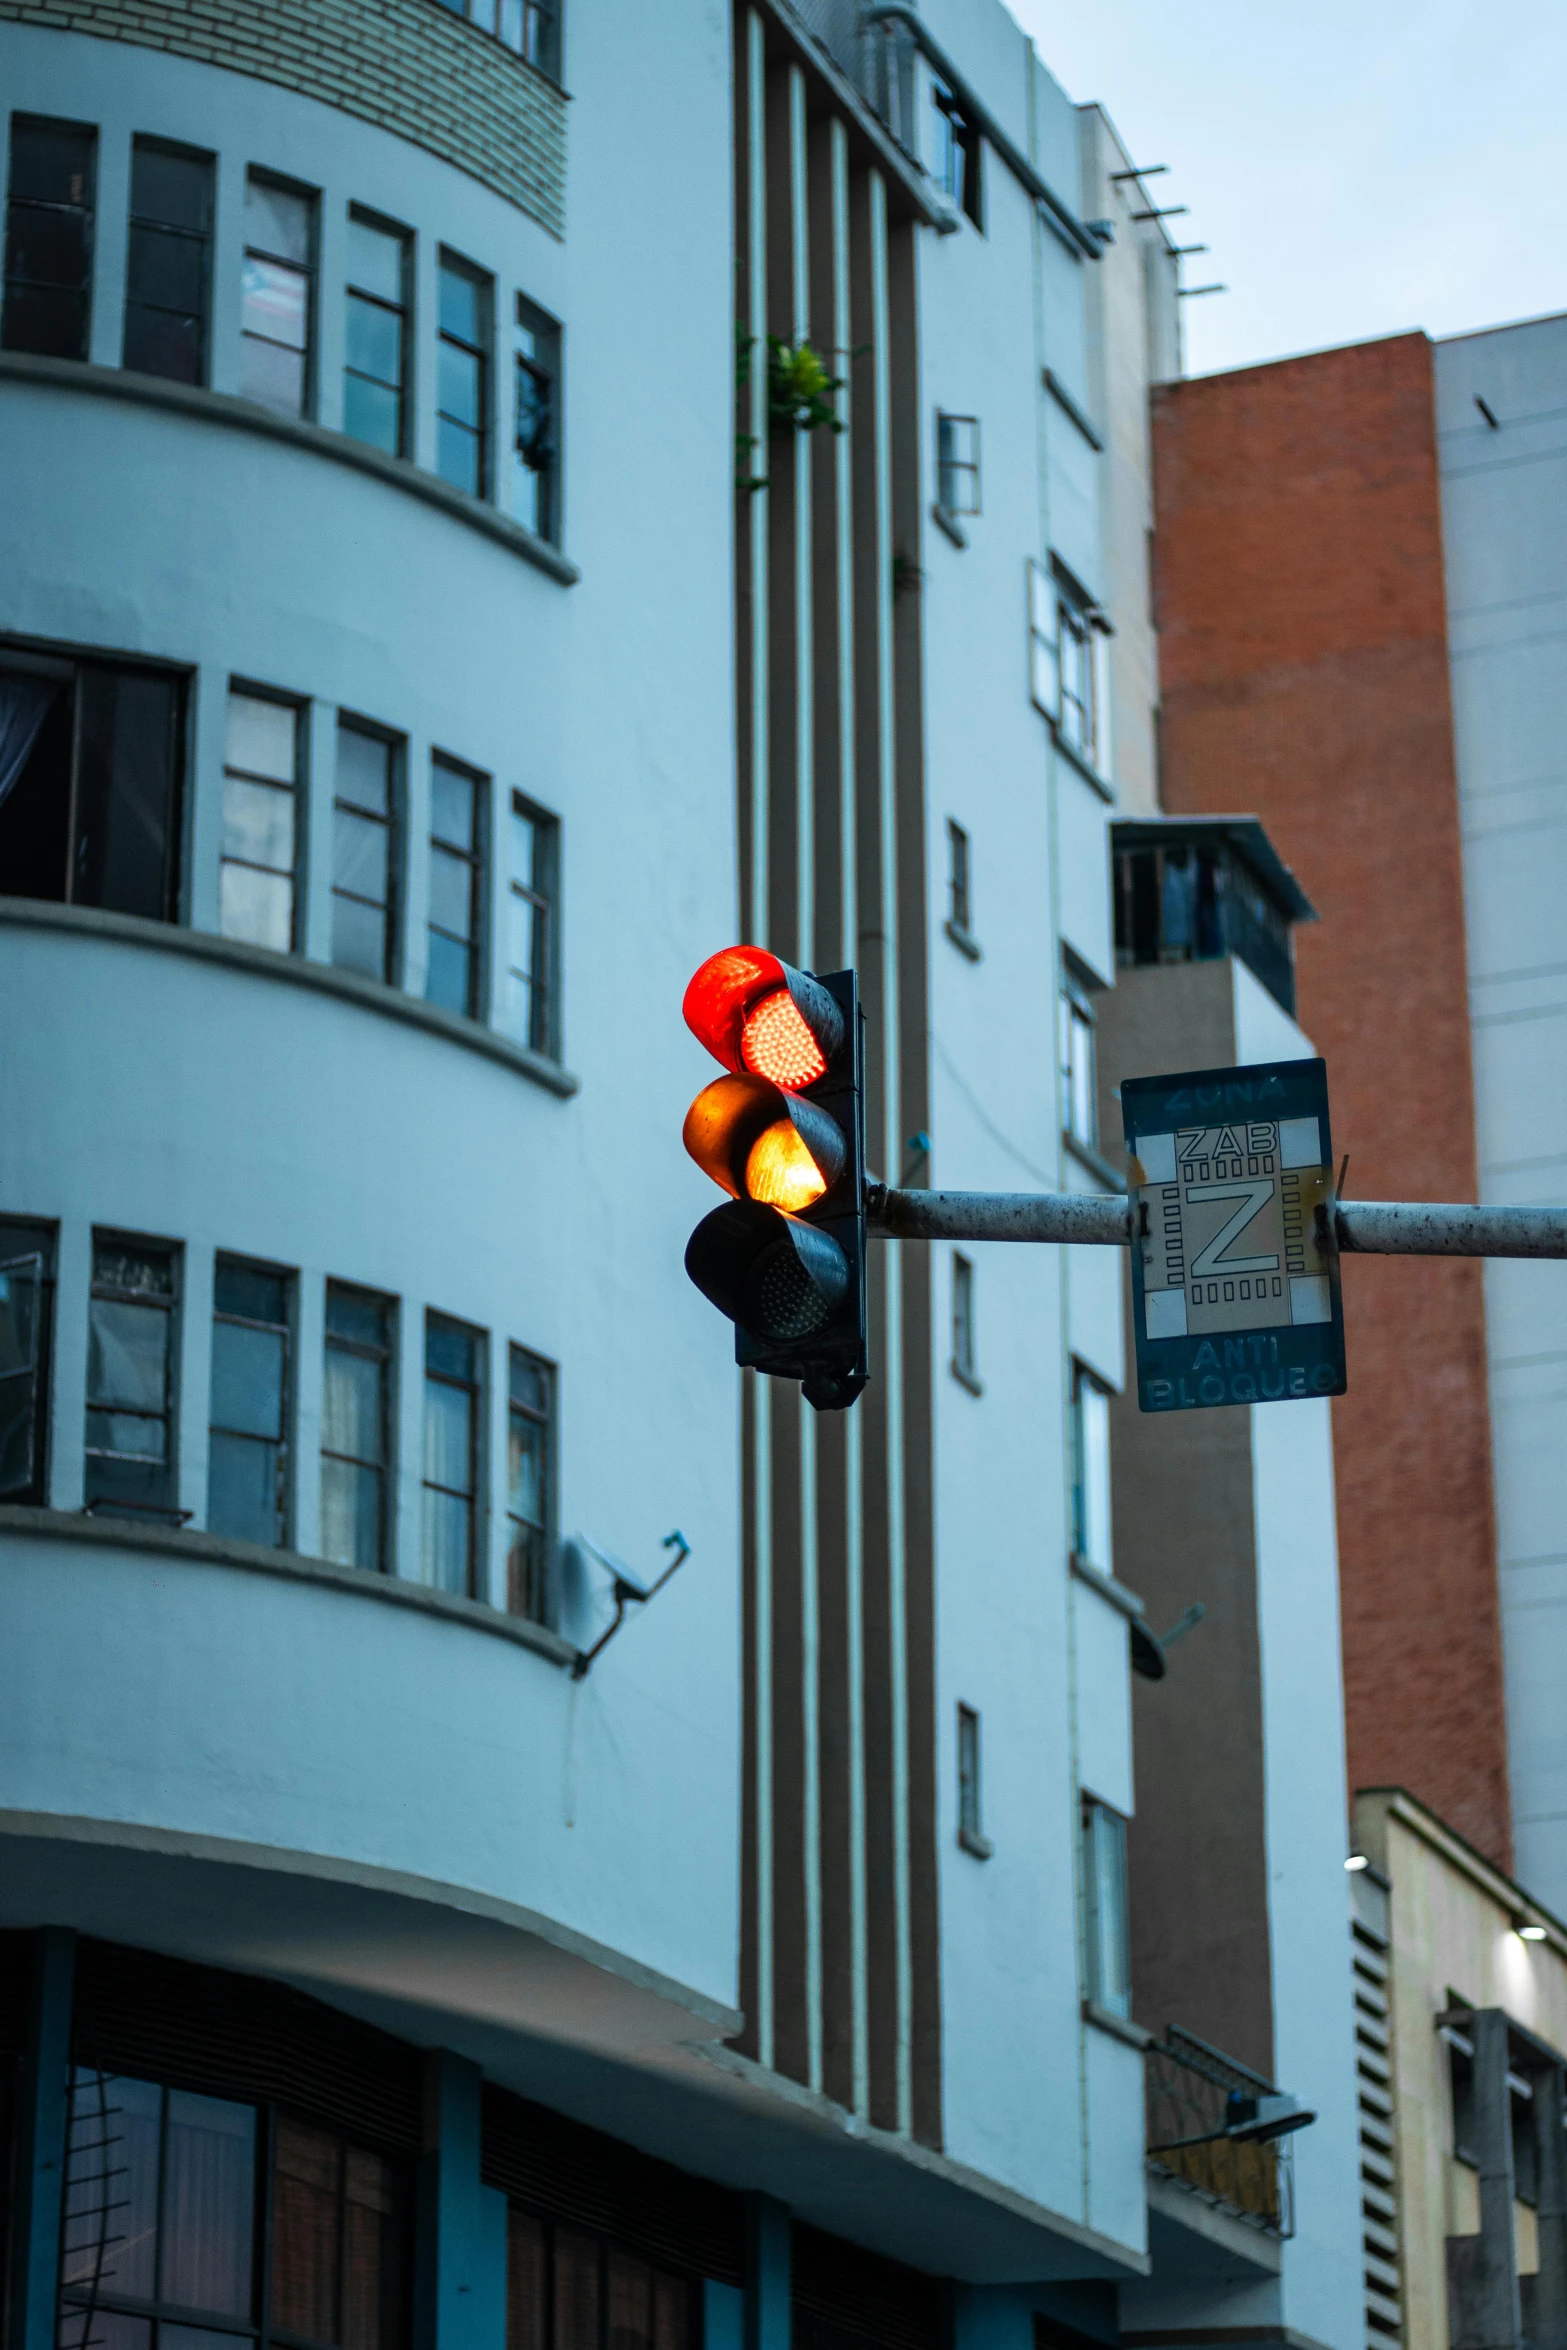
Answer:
[
  {"left": 740, "top": 986, "right": 828, "bottom": 1091},
  {"left": 746, "top": 1119, "right": 828, "bottom": 1211}
]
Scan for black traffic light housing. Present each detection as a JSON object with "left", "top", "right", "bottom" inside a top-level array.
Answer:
[{"left": 682, "top": 950, "right": 868, "bottom": 1412}]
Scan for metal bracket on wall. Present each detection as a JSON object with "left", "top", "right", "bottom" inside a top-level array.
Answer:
[{"left": 570, "top": 1531, "right": 690, "bottom": 1680}]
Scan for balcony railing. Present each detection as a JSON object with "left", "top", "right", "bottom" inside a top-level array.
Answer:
[{"left": 1145, "top": 2026, "right": 1294, "bottom": 2236}]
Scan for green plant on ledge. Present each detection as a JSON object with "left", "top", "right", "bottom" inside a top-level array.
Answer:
[{"left": 767, "top": 335, "right": 846, "bottom": 435}]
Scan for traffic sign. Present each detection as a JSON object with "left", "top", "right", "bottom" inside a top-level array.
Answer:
[{"left": 1122, "top": 1058, "right": 1346, "bottom": 1414}]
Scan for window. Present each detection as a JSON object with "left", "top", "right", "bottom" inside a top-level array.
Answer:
[
  {"left": 209, "top": 1258, "right": 291, "bottom": 1547},
  {"left": 506, "top": 794, "right": 559, "bottom": 1057},
  {"left": 1058, "top": 595, "right": 1096, "bottom": 762},
  {"left": 436, "top": 0, "right": 560, "bottom": 79},
  {"left": 507, "top": 1345, "right": 553, "bottom": 1623},
  {"left": 2, "top": 116, "right": 96, "bottom": 359},
  {"left": 513, "top": 297, "right": 560, "bottom": 541},
  {"left": 1080, "top": 1797, "right": 1131, "bottom": 2019},
  {"left": 422, "top": 1313, "right": 482, "bottom": 1596},
  {"left": 930, "top": 84, "right": 982, "bottom": 227},
  {"left": 332, "top": 720, "right": 398, "bottom": 981},
  {"left": 241, "top": 172, "right": 315, "bottom": 418},
  {"left": 936, "top": 413, "right": 979, "bottom": 516},
  {"left": 1027, "top": 560, "right": 1055, "bottom": 716},
  {"left": 957, "top": 1703, "right": 991, "bottom": 1859},
  {"left": 321, "top": 1282, "right": 393, "bottom": 1573},
  {"left": 944, "top": 817, "right": 980, "bottom": 960},
  {"left": 344, "top": 208, "right": 410, "bottom": 456},
  {"left": 221, "top": 688, "right": 301, "bottom": 951},
  {"left": 1070, "top": 1361, "right": 1112, "bottom": 1573},
  {"left": 1061, "top": 978, "right": 1096, "bottom": 1151},
  {"left": 85, "top": 1235, "right": 180, "bottom": 1520},
  {"left": 505, "top": 2210, "right": 692, "bottom": 2350},
  {"left": 427, "top": 755, "right": 484, "bottom": 1017},
  {"left": 58, "top": 2068, "right": 408, "bottom": 2350},
  {"left": 437, "top": 251, "right": 491, "bottom": 496},
  {"left": 951, "top": 1253, "right": 979, "bottom": 1394},
  {"left": 123, "top": 139, "right": 213, "bottom": 384},
  {"left": 0, "top": 1218, "right": 55, "bottom": 1505},
  {"left": 0, "top": 649, "right": 185, "bottom": 920}
]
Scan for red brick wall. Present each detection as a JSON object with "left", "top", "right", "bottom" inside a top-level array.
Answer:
[{"left": 1150, "top": 333, "right": 1511, "bottom": 1868}]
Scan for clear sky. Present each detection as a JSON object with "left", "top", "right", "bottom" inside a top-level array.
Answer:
[{"left": 1006, "top": 0, "right": 1567, "bottom": 380}]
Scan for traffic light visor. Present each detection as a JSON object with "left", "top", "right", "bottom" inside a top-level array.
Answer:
[
  {"left": 683, "top": 947, "right": 845, "bottom": 1091},
  {"left": 683, "top": 1075, "right": 847, "bottom": 1209},
  {"left": 685, "top": 1200, "right": 850, "bottom": 1343}
]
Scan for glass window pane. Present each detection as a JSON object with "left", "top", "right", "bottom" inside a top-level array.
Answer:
[
  {"left": 226, "top": 692, "right": 296, "bottom": 782},
  {"left": 271, "top": 2115, "right": 339, "bottom": 2343},
  {"left": 508, "top": 1412, "right": 543, "bottom": 1526},
  {"left": 7, "top": 206, "right": 90, "bottom": 288},
  {"left": 208, "top": 1429, "right": 282, "bottom": 1546},
  {"left": 555, "top": 2231, "right": 600, "bottom": 2350},
  {"left": 60, "top": 2314, "right": 152, "bottom": 2350},
  {"left": 132, "top": 144, "right": 211, "bottom": 232},
  {"left": 220, "top": 861, "right": 293, "bottom": 952},
  {"left": 238, "top": 331, "right": 305, "bottom": 418},
  {"left": 10, "top": 120, "right": 95, "bottom": 207},
  {"left": 61, "top": 2072, "right": 159, "bottom": 2302},
  {"left": 438, "top": 339, "right": 481, "bottom": 427},
  {"left": 438, "top": 261, "right": 481, "bottom": 346},
  {"left": 215, "top": 1262, "right": 286, "bottom": 1323},
  {"left": 429, "top": 842, "right": 473, "bottom": 939},
  {"left": 326, "top": 1286, "right": 387, "bottom": 1350},
  {"left": 211, "top": 1318, "right": 285, "bottom": 1439},
  {"left": 241, "top": 254, "right": 309, "bottom": 352},
  {"left": 653, "top": 2275, "right": 690, "bottom": 2350},
  {"left": 126, "top": 221, "right": 206, "bottom": 313},
  {"left": 321, "top": 1453, "right": 382, "bottom": 1571},
  {"left": 343, "top": 369, "right": 402, "bottom": 455},
  {"left": 87, "top": 1297, "right": 167, "bottom": 1413},
  {"left": 324, "top": 1345, "right": 383, "bottom": 1464},
  {"left": 1, "top": 284, "right": 88, "bottom": 361},
  {"left": 332, "top": 889, "right": 388, "bottom": 981},
  {"left": 609, "top": 2253, "right": 651, "bottom": 2350},
  {"left": 342, "top": 2147, "right": 396, "bottom": 2350},
  {"left": 423, "top": 1376, "right": 472, "bottom": 1492},
  {"left": 507, "top": 2209, "right": 547, "bottom": 2350},
  {"left": 0, "top": 1256, "right": 40, "bottom": 1378},
  {"left": 437, "top": 415, "right": 481, "bottom": 496},
  {"left": 509, "top": 1350, "right": 546, "bottom": 1416},
  {"left": 223, "top": 773, "right": 295, "bottom": 872},
  {"left": 425, "top": 930, "right": 472, "bottom": 1016},
  {"left": 1079, "top": 1378, "right": 1111, "bottom": 1573},
  {"left": 93, "top": 1243, "right": 173, "bottom": 1297},
  {"left": 426, "top": 1318, "right": 476, "bottom": 1384},
  {"left": 124, "top": 301, "right": 204, "bottom": 385},
  {"left": 431, "top": 762, "right": 475, "bottom": 851},
  {"left": 420, "top": 1484, "right": 471, "bottom": 1594},
  {"left": 348, "top": 215, "right": 403, "bottom": 302},
  {"left": 334, "top": 805, "right": 390, "bottom": 906},
  {"left": 337, "top": 727, "right": 391, "bottom": 815},
  {"left": 346, "top": 290, "right": 402, "bottom": 388},
  {"left": 161, "top": 2088, "right": 256, "bottom": 2318},
  {"left": 247, "top": 177, "right": 312, "bottom": 264}
]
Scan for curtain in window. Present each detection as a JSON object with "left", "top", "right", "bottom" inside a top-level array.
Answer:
[{"left": 0, "top": 673, "right": 57, "bottom": 808}]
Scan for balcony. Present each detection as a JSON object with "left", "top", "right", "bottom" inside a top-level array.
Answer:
[
  {"left": 1145, "top": 2026, "right": 1293, "bottom": 2237},
  {"left": 1112, "top": 816, "right": 1316, "bottom": 1018}
]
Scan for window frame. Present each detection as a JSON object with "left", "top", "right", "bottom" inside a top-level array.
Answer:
[
  {"left": 83, "top": 1230, "right": 184, "bottom": 1523},
  {"left": 435, "top": 0, "right": 562, "bottom": 81},
  {"left": 426, "top": 751, "right": 487, "bottom": 1021},
  {"left": 1079, "top": 1793, "right": 1132, "bottom": 2020},
  {"left": 930, "top": 82, "right": 982, "bottom": 228},
  {"left": 331, "top": 716, "right": 402, "bottom": 985},
  {"left": 950, "top": 1251, "right": 981, "bottom": 1396},
  {"left": 505, "top": 1342, "right": 555, "bottom": 1625},
  {"left": 421, "top": 1310, "right": 485, "bottom": 1600},
  {"left": 320, "top": 1279, "right": 396, "bottom": 1576},
  {"left": 1060, "top": 968, "right": 1098, "bottom": 1154},
  {"left": 208, "top": 1254, "right": 294, "bottom": 1550},
  {"left": 123, "top": 134, "right": 216, "bottom": 388},
  {"left": 1, "top": 113, "right": 97, "bottom": 363},
  {"left": 0, "top": 1216, "right": 57, "bottom": 1506},
  {"left": 935, "top": 411, "right": 980, "bottom": 518},
  {"left": 343, "top": 203, "right": 412, "bottom": 460},
  {"left": 221, "top": 682, "right": 304, "bottom": 954},
  {"left": 513, "top": 292, "right": 561, "bottom": 545},
  {"left": 240, "top": 166, "right": 319, "bottom": 421},
  {"left": 506, "top": 790, "right": 560, "bottom": 1061},
  {"left": 1069, "top": 1358, "right": 1113, "bottom": 1575},
  {"left": 436, "top": 247, "right": 493, "bottom": 501}
]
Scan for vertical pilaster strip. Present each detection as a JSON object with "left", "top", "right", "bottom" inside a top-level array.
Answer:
[
  {"left": 9, "top": 1926, "right": 74, "bottom": 2350},
  {"left": 743, "top": 2195, "right": 791, "bottom": 2350},
  {"left": 1533, "top": 2060, "right": 1567, "bottom": 2350},
  {"left": 413, "top": 2051, "right": 506, "bottom": 2350},
  {"left": 1470, "top": 2009, "right": 1522, "bottom": 2348}
]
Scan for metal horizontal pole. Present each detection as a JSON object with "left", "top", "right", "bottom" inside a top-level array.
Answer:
[{"left": 866, "top": 1187, "right": 1567, "bottom": 1260}]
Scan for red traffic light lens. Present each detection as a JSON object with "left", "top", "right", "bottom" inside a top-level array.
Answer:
[{"left": 684, "top": 946, "right": 844, "bottom": 1091}]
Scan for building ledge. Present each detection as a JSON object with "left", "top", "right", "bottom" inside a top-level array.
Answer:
[
  {"left": 0, "top": 1504, "right": 580, "bottom": 1671},
  {"left": 0, "top": 897, "right": 582, "bottom": 1099},
  {"left": 0, "top": 352, "right": 580, "bottom": 585}
]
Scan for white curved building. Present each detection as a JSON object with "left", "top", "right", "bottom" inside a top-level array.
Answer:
[{"left": 0, "top": 4, "right": 1359, "bottom": 2348}]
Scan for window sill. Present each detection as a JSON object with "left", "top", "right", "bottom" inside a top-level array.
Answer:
[
  {"left": 1062, "top": 1130, "right": 1127, "bottom": 1193},
  {"left": 1043, "top": 369, "right": 1104, "bottom": 453},
  {"left": 958, "top": 1826, "right": 994, "bottom": 1861},
  {"left": 0, "top": 897, "right": 582, "bottom": 1099},
  {"left": 0, "top": 1503, "right": 580, "bottom": 1669},
  {"left": 949, "top": 1358, "right": 984, "bottom": 1398},
  {"left": 1049, "top": 728, "right": 1116, "bottom": 804},
  {"left": 0, "top": 352, "right": 580, "bottom": 586},
  {"left": 931, "top": 502, "right": 969, "bottom": 549},
  {"left": 944, "top": 918, "right": 983, "bottom": 964},
  {"left": 1069, "top": 1553, "right": 1146, "bottom": 1622},
  {"left": 1082, "top": 1998, "right": 1153, "bottom": 2051}
]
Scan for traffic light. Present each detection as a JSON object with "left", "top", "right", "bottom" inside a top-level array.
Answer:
[{"left": 682, "top": 945, "right": 867, "bottom": 1411}]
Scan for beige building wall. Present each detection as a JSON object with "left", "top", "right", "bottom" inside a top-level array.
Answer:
[{"left": 1355, "top": 1788, "right": 1567, "bottom": 2350}]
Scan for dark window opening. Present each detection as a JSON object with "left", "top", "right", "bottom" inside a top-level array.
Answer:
[
  {"left": 504, "top": 2207, "right": 692, "bottom": 2350},
  {"left": 506, "top": 793, "right": 558, "bottom": 1058},
  {"left": 85, "top": 1234, "right": 181, "bottom": 1522},
  {"left": 422, "top": 1312, "right": 482, "bottom": 1598},
  {"left": 1112, "top": 823, "right": 1303, "bottom": 1018},
  {"left": 513, "top": 297, "right": 560, "bottom": 543},
  {"left": 931, "top": 85, "right": 982, "bottom": 229},
  {"left": 209, "top": 1257, "right": 292, "bottom": 1549},
  {"left": 0, "top": 647, "right": 186, "bottom": 922},
  {"left": 2, "top": 115, "right": 96, "bottom": 361},
  {"left": 427, "top": 754, "right": 484, "bottom": 1018},
  {"left": 123, "top": 138, "right": 213, "bottom": 386},
  {"left": 321, "top": 1282, "right": 394, "bottom": 1575},
  {"left": 0, "top": 1217, "right": 56, "bottom": 1504},
  {"left": 58, "top": 2067, "right": 410, "bottom": 2350},
  {"left": 507, "top": 1344, "right": 553, "bottom": 1624},
  {"left": 344, "top": 208, "right": 410, "bottom": 457},
  {"left": 935, "top": 413, "right": 979, "bottom": 516},
  {"left": 332, "top": 721, "right": 398, "bottom": 981}
]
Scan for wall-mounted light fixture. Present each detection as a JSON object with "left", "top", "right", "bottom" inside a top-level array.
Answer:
[{"left": 1345, "top": 1853, "right": 1370, "bottom": 1873}]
